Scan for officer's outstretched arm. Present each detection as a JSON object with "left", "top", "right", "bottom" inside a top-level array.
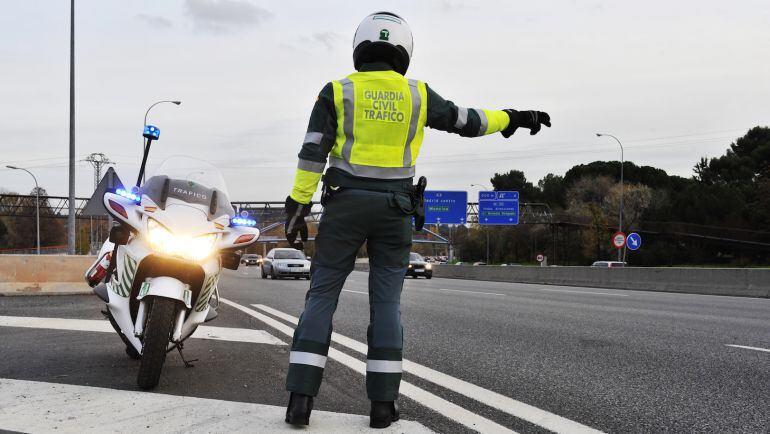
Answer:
[
  {"left": 424, "top": 84, "right": 550, "bottom": 138},
  {"left": 290, "top": 83, "right": 337, "bottom": 205}
]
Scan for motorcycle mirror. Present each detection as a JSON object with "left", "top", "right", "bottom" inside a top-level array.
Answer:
[{"left": 109, "top": 225, "right": 130, "bottom": 245}]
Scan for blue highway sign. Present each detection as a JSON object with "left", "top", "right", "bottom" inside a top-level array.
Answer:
[
  {"left": 627, "top": 232, "right": 642, "bottom": 251},
  {"left": 424, "top": 191, "right": 467, "bottom": 224},
  {"left": 479, "top": 191, "right": 519, "bottom": 225}
]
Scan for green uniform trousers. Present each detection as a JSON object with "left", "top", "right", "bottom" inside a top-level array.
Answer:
[{"left": 286, "top": 188, "right": 412, "bottom": 401}]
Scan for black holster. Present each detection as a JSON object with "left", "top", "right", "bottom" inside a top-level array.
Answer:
[
  {"left": 320, "top": 179, "right": 339, "bottom": 207},
  {"left": 412, "top": 176, "right": 427, "bottom": 231}
]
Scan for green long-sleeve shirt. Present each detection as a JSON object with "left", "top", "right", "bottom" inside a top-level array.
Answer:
[{"left": 290, "top": 62, "right": 510, "bottom": 203}]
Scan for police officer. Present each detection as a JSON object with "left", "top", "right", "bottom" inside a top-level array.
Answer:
[{"left": 283, "top": 11, "right": 551, "bottom": 428}]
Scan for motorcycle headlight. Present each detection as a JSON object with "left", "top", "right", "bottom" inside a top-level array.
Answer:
[{"left": 147, "top": 218, "right": 217, "bottom": 261}]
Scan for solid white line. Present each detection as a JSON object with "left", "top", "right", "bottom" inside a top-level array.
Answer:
[
  {"left": 218, "top": 298, "right": 516, "bottom": 433},
  {"left": 436, "top": 288, "right": 506, "bottom": 296},
  {"left": 250, "top": 303, "right": 603, "bottom": 434},
  {"left": 535, "top": 288, "right": 628, "bottom": 297},
  {"left": 342, "top": 289, "right": 367, "bottom": 295},
  {"left": 0, "top": 378, "right": 433, "bottom": 434},
  {"left": 0, "top": 316, "right": 286, "bottom": 346},
  {"left": 725, "top": 344, "right": 770, "bottom": 353}
]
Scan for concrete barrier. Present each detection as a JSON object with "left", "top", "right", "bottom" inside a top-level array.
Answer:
[
  {"left": 0, "top": 255, "right": 95, "bottom": 296},
  {"left": 353, "top": 263, "right": 770, "bottom": 298}
]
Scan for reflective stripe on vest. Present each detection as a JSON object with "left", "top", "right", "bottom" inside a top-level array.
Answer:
[{"left": 330, "top": 71, "right": 427, "bottom": 179}]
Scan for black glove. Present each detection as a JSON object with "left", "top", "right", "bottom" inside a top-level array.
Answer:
[
  {"left": 284, "top": 196, "right": 310, "bottom": 250},
  {"left": 501, "top": 110, "right": 551, "bottom": 138}
]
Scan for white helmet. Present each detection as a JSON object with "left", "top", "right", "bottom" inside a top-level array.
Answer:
[{"left": 353, "top": 12, "right": 413, "bottom": 74}]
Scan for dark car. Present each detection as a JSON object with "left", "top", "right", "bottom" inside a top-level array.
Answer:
[
  {"left": 241, "top": 254, "right": 262, "bottom": 266},
  {"left": 406, "top": 252, "right": 432, "bottom": 279},
  {"left": 261, "top": 248, "right": 311, "bottom": 280}
]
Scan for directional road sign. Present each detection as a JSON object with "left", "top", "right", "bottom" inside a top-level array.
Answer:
[
  {"left": 612, "top": 231, "right": 626, "bottom": 248},
  {"left": 478, "top": 191, "right": 519, "bottom": 225},
  {"left": 627, "top": 232, "right": 642, "bottom": 251},
  {"left": 424, "top": 191, "right": 467, "bottom": 224}
]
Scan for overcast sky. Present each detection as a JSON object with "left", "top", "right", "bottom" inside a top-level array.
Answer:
[{"left": 1, "top": 0, "right": 769, "bottom": 201}]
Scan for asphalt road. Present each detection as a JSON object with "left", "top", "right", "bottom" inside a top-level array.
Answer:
[{"left": 1, "top": 268, "right": 769, "bottom": 433}]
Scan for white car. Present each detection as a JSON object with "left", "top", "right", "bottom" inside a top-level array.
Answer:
[
  {"left": 261, "top": 248, "right": 311, "bottom": 280},
  {"left": 591, "top": 261, "right": 626, "bottom": 268}
]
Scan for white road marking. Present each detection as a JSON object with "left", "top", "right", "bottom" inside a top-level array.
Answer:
[
  {"left": 342, "top": 289, "right": 367, "bottom": 295},
  {"left": 247, "top": 303, "right": 604, "bottom": 434},
  {"left": 218, "top": 298, "right": 516, "bottom": 433},
  {"left": 535, "top": 288, "right": 628, "bottom": 297},
  {"left": 725, "top": 344, "right": 770, "bottom": 353},
  {"left": 435, "top": 288, "right": 505, "bottom": 296},
  {"left": 0, "top": 316, "right": 286, "bottom": 346},
  {"left": 0, "top": 378, "right": 433, "bottom": 434}
]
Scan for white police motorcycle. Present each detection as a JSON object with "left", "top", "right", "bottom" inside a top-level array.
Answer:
[{"left": 86, "top": 126, "right": 259, "bottom": 389}]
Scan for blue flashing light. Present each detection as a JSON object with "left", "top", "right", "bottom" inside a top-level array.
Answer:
[
  {"left": 115, "top": 188, "right": 141, "bottom": 203},
  {"left": 143, "top": 125, "right": 161, "bottom": 140},
  {"left": 230, "top": 217, "right": 257, "bottom": 227}
]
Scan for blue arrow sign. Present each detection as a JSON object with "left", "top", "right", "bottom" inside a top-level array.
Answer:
[
  {"left": 627, "top": 232, "right": 642, "bottom": 251},
  {"left": 424, "top": 191, "right": 467, "bottom": 224},
  {"left": 479, "top": 191, "right": 519, "bottom": 225}
]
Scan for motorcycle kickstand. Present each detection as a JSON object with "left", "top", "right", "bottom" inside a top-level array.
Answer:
[{"left": 175, "top": 342, "right": 198, "bottom": 368}]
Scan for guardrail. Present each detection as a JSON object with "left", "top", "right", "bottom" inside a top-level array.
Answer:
[{"left": 353, "top": 263, "right": 770, "bottom": 298}]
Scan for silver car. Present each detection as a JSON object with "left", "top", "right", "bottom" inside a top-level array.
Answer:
[{"left": 261, "top": 248, "right": 311, "bottom": 280}]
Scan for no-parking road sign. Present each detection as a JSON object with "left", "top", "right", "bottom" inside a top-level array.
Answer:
[{"left": 612, "top": 232, "right": 626, "bottom": 249}]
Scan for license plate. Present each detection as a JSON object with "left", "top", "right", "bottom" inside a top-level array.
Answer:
[{"left": 415, "top": 269, "right": 424, "bottom": 273}]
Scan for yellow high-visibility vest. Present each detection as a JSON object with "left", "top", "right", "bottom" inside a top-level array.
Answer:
[{"left": 329, "top": 70, "right": 428, "bottom": 179}]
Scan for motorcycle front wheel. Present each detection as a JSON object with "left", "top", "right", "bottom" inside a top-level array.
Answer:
[{"left": 137, "top": 297, "right": 177, "bottom": 390}]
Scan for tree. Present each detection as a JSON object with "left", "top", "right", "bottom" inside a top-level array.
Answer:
[
  {"left": 2, "top": 186, "right": 66, "bottom": 250},
  {"left": 605, "top": 183, "right": 653, "bottom": 230},
  {"left": 695, "top": 127, "right": 770, "bottom": 184},
  {"left": 538, "top": 173, "right": 566, "bottom": 209},
  {"left": 490, "top": 170, "right": 541, "bottom": 202}
]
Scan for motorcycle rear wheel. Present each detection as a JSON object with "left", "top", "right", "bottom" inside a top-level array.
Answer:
[{"left": 137, "top": 297, "right": 177, "bottom": 390}]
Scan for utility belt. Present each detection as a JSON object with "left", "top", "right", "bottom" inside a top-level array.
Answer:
[{"left": 321, "top": 171, "right": 427, "bottom": 231}]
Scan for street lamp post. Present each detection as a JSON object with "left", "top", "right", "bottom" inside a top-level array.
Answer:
[
  {"left": 7, "top": 166, "right": 40, "bottom": 255},
  {"left": 596, "top": 133, "right": 624, "bottom": 261},
  {"left": 67, "top": 0, "right": 75, "bottom": 255},
  {"left": 471, "top": 183, "right": 491, "bottom": 264},
  {"left": 142, "top": 100, "right": 181, "bottom": 183}
]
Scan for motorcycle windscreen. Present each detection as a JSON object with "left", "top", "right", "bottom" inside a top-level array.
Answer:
[{"left": 140, "top": 156, "right": 234, "bottom": 219}]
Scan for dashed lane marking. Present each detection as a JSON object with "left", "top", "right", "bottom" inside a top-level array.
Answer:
[
  {"left": 725, "top": 344, "right": 770, "bottom": 353},
  {"left": 249, "top": 302, "right": 604, "bottom": 434},
  {"left": 535, "top": 288, "right": 628, "bottom": 297},
  {"left": 0, "top": 378, "right": 433, "bottom": 433},
  {"left": 342, "top": 289, "right": 367, "bottom": 295},
  {"left": 0, "top": 316, "right": 286, "bottom": 346},
  {"left": 435, "top": 288, "right": 506, "bottom": 296},
  {"left": 218, "top": 298, "right": 516, "bottom": 433}
]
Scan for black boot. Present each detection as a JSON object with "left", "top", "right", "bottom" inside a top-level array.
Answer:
[
  {"left": 285, "top": 392, "right": 313, "bottom": 426},
  {"left": 370, "top": 400, "right": 400, "bottom": 429}
]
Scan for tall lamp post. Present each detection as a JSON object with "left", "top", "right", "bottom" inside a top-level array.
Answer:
[
  {"left": 471, "top": 183, "right": 491, "bottom": 264},
  {"left": 596, "top": 133, "right": 624, "bottom": 261},
  {"left": 67, "top": 0, "right": 75, "bottom": 255},
  {"left": 7, "top": 166, "right": 40, "bottom": 255},
  {"left": 142, "top": 100, "right": 181, "bottom": 183}
]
